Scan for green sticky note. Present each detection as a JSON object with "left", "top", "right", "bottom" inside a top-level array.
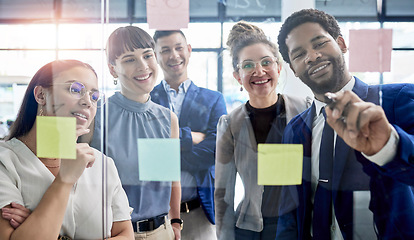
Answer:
[
  {"left": 257, "top": 144, "right": 303, "bottom": 185},
  {"left": 36, "top": 116, "right": 76, "bottom": 159},
  {"left": 137, "top": 138, "right": 180, "bottom": 181}
]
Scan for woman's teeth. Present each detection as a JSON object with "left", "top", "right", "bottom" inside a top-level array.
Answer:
[
  {"left": 135, "top": 74, "right": 151, "bottom": 80},
  {"left": 73, "top": 113, "right": 87, "bottom": 119},
  {"left": 253, "top": 79, "right": 269, "bottom": 85}
]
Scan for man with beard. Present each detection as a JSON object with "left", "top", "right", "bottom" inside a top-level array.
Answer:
[
  {"left": 150, "top": 30, "right": 227, "bottom": 239},
  {"left": 276, "top": 9, "right": 414, "bottom": 240}
]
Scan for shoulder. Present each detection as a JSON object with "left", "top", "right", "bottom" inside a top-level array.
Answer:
[
  {"left": 286, "top": 106, "right": 312, "bottom": 129},
  {"left": 149, "top": 100, "right": 171, "bottom": 114},
  {"left": 282, "top": 94, "right": 312, "bottom": 107},
  {"left": 218, "top": 105, "right": 246, "bottom": 129},
  {"left": 282, "top": 94, "right": 313, "bottom": 122},
  {"left": 151, "top": 82, "right": 164, "bottom": 93},
  {"left": 192, "top": 84, "right": 223, "bottom": 99},
  {"left": 380, "top": 83, "right": 414, "bottom": 95},
  {"left": 0, "top": 139, "right": 23, "bottom": 162},
  {"left": 200, "top": 88, "right": 223, "bottom": 98}
]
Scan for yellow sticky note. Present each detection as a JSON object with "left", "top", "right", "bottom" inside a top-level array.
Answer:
[
  {"left": 36, "top": 116, "right": 76, "bottom": 159},
  {"left": 257, "top": 144, "right": 303, "bottom": 185}
]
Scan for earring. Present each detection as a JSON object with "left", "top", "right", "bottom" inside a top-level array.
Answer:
[
  {"left": 240, "top": 86, "right": 243, "bottom": 92},
  {"left": 113, "top": 77, "right": 118, "bottom": 85},
  {"left": 38, "top": 106, "right": 44, "bottom": 116}
]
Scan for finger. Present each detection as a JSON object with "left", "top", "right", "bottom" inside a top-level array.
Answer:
[
  {"left": 2, "top": 211, "right": 12, "bottom": 220},
  {"left": 325, "top": 106, "right": 346, "bottom": 135},
  {"left": 356, "top": 104, "right": 386, "bottom": 137},
  {"left": 7, "top": 213, "right": 25, "bottom": 224},
  {"left": 327, "top": 91, "right": 353, "bottom": 120},
  {"left": 10, "top": 218, "right": 20, "bottom": 229},
  {"left": 327, "top": 91, "right": 364, "bottom": 120},
  {"left": 344, "top": 102, "right": 372, "bottom": 136},
  {"left": 76, "top": 128, "right": 90, "bottom": 138},
  {"left": 86, "top": 158, "right": 95, "bottom": 168},
  {"left": 6, "top": 208, "right": 30, "bottom": 219},
  {"left": 10, "top": 202, "right": 30, "bottom": 213}
]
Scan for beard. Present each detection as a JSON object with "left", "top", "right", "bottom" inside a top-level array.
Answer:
[{"left": 299, "top": 54, "right": 347, "bottom": 96}]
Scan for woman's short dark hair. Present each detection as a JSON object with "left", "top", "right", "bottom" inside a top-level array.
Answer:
[
  {"left": 227, "top": 21, "right": 280, "bottom": 72},
  {"left": 7, "top": 59, "right": 97, "bottom": 140},
  {"left": 106, "top": 26, "right": 155, "bottom": 65},
  {"left": 278, "top": 8, "right": 342, "bottom": 64}
]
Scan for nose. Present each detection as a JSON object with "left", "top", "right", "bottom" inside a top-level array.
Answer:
[
  {"left": 136, "top": 58, "right": 149, "bottom": 71},
  {"left": 252, "top": 63, "right": 265, "bottom": 76},
  {"left": 305, "top": 50, "right": 321, "bottom": 65},
  {"left": 169, "top": 49, "right": 180, "bottom": 59},
  {"left": 79, "top": 91, "right": 92, "bottom": 108}
]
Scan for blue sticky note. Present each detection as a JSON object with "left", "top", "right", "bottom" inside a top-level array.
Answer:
[{"left": 137, "top": 138, "right": 180, "bottom": 181}]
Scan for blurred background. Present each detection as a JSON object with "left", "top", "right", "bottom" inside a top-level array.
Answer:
[{"left": 1, "top": 0, "right": 414, "bottom": 140}]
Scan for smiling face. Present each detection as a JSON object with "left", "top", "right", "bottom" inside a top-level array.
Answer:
[
  {"left": 286, "top": 22, "right": 351, "bottom": 101},
  {"left": 155, "top": 32, "right": 191, "bottom": 86},
  {"left": 233, "top": 43, "right": 281, "bottom": 106},
  {"left": 42, "top": 66, "right": 98, "bottom": 130},
  {"left": 109, "top": 48, "right": 158, "bottom": 102}
]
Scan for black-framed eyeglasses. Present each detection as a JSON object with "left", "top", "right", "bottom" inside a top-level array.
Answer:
[
  {"left": 53, "top": 81, "right": 105, "bottom": 108},
  {"left": 237, "top": 56, "right": 278, "bottom": 75}
]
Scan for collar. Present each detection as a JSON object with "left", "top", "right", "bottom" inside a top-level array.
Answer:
[
  {"left": 314, "top": 76, "right": 355, "bottom": 117},
  {"left": 162, "top": 79, "right": 192, "bottom": 93}
]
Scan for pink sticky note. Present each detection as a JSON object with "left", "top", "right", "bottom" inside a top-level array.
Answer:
[
  {"left": 147, "top": 0, "right": 189, "bottom": 30},
  {"left": 349, "top": 29, "right": 392, "bottom": 72}
]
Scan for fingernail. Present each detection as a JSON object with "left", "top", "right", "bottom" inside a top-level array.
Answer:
[
  {"left": 326, "top": 92, "right": 336, "bottom": 98},
  {"left": 1, "top": 208, "right": 9, "bottom": 213}
]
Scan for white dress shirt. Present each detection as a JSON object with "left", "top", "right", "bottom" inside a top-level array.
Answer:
[{"left": 310, "top": 77, "right": 399, "bottom": 239}]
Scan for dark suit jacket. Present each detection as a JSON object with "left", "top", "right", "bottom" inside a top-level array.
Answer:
[
  {"left": 151, "top": 81, "right": 227, "bottom": 224},
  {"left": 277, "top": 78, "right": 414, "bottom": 239}
]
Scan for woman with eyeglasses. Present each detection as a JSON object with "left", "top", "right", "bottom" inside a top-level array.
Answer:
[
  {"left": 85, "top": 26, "right": 181, "bottom": 240},
  {"left": 214, "top": 21, "right": 311, "bottom": 240},
  {"left": 0, "top": 59, "right": 134, "bottom": 239}
]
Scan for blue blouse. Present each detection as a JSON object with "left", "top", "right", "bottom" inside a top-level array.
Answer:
[{"left": 91, "top": 92, "right": 172, "bottom": 222}]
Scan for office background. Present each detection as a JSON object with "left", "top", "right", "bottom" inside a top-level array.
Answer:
[{"left": 1, "top": 0, "right": 414, "bottom": 125}]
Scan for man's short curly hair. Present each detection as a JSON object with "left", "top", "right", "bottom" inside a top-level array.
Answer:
[{"left": 277, "top": 9, "right": 342, "bottom": 64}]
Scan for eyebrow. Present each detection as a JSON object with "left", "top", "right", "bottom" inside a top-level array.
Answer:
[
  {"left": 121, "top": 49, "right": 153, "bottom": 59},
  {"left": 65, "top": 80, "right": 99, "bottom": 92},
  {"left": 289, "top": 35, "right": 328, "bottom": 56},
  {"left": 121, "top": 54, "right": 135, "bottom": 59},
  {"left": 161, "top": 43, "right": 182, "bottom": 49},
  {"left": 241, "top": 56, "right": 272, "bottom": 62}
]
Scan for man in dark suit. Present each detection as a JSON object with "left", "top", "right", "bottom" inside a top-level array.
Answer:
[
  {"left": 276, "top": 9, "right": 414, "bottom": 239},
  {"left": 151, "top": 30, "right": 227, "bottom": 239}
]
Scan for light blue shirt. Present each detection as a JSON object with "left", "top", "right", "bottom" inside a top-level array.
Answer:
[
  {"left": 162, "top": 79, "right": 191, "bottom": 118},
  {"left": 162, "top": 79, "right": 198, "bottom": 202},
  {"left": 91, "top": 92, "right": 172, "bottom": 222}
]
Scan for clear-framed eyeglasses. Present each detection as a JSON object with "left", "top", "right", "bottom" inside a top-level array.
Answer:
[
  {"left": 53, "top": 81, "right": 105, "bottom": 108},
  {"left": 237, "top": 56, "right": 279, "bottom": 75}
]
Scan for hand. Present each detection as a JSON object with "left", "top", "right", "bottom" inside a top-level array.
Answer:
[
  {"left": 1, "top": 202, "right": 31, "bottom": 229},
  {"left": 171, "top": 222, "right": 181, "bottom": 240},
  {"left": 191, "top": 131, "right": 206, "bottom": 145},
  {"left": 325, "top": 91, "right": 392, "bottom": 156},
  {"left": 58, "top": 128, "right": 95, "bottom": 184}
]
